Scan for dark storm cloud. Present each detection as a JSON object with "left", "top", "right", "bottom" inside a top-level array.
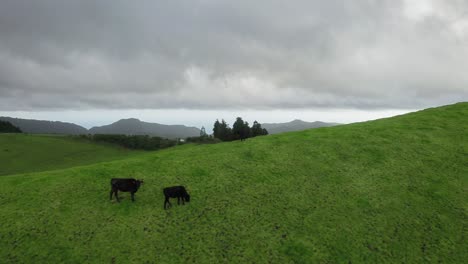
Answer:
[{"left": 0, "top": 0, "right": 467, "bottom": 111}]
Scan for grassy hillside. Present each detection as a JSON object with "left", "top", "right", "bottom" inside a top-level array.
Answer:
[
  {"left": 0, "top": 134, "right": 142, "bottom": 176},
  {"left": 0, "top": 103, "right": 466, "bottom": 263}
]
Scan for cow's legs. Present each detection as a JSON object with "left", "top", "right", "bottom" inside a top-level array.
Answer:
[
  {"left": 110, "top": 189, "right": 114, "bottom": 200},
  {"left": 182, "top": 197, "right": 185, "bottom": 205},
  {"left": 131, "top": 192, "right": 135, "bottom": 202},
  {"left": 115, "top": 191, "right": 120, "bottom": 202},
  {"left": 164, "top": 197, "right": 171, "bottom": 209}
]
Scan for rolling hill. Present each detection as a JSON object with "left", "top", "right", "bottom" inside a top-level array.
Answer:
[
  {"left": 0, "top": 116, "right": 88, "bottom": 135},
  {"left": 0, "top": 134, "right": 142, "bottom": 176},
  {"left": 261, "top": 119, "right": 339, "bottom": 134},
  {"left": 89, "top": 118, "right": 201, "bottom": 138},
  {"left": 0, "top": 102, "right": 466, "bottom": 263}
]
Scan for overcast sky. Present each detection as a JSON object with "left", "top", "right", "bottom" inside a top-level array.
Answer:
[{"left": 1, "top": 0, "right": 467, "bottom": 128}]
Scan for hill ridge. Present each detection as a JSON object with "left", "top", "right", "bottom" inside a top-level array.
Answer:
[
  {"left": 261, "top": 119, "right": 339, "bottom": 134},
  {"left": 89, "top": 118, "right": 201, "bottom": 138}
]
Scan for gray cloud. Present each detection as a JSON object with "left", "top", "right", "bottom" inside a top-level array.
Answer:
[{"left": 0, "top": 0, "right": 467, "bottom": 111}]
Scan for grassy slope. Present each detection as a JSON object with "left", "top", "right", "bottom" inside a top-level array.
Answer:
[
  {"left": 0, "top": 134, "right": 142, "bottom": 176},
  {"left": 0, "top": 103, "right": 466, "bottom": 263}
]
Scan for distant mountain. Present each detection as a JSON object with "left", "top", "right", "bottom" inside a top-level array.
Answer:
[
  {"left": 0, "top": 117, "right": 88, "bottom": 135},
  {"left": 0, "top": 116, "right": 201, "bottom": 138},
  {"left": 261, "top": 119, "right": 339, "bottom": 134},
  {"left": 0, "top": 116, "right": 336, "bottom": 138},
  {"left": 89, "top": 118, "right": 201, "bottom": 139}
]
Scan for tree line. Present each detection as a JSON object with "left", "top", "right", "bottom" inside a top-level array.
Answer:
[
  {"left": 213, "top": 117, "right": 268, "bottom": 141},
  {"left": 76, "top": 134, "right": 177, "bottom": 150}
]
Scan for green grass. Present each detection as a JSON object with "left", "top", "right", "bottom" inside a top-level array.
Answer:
[
  {"left": 0, "top": 103, "right": 467, "bottom": 263},
  {"left": 0, "top": 134, "right": 142, "bottom": 176}
]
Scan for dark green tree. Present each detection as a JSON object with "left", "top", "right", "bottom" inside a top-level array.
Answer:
[
  {"left": 213, "top": 120, "right": 221, "bottom": 139},
  {"left": 251, "top": 121, "right": 263, "bottom": 137},
  {"left": 243, "top": 121, "right": 251, "bottom": 140},
  {"left": 233, "top": 117, "right": 251, "bottom": 141},
  {"left": 213, "top": 119, "right": 233, "bottom": 141},
  {"left": 232, "top": 117, "right": 244, "bottom": 140},
  {"left": 250, "top": 120, "right": 268, "bottom": 137},
  {"left": 219, "top": 119, "right": 232, "bottom": 141}
]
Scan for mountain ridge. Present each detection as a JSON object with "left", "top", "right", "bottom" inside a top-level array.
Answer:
[
  {"left": 1, "top": 116, "right": 341, "bottom": 138},
  {"left": 89, "top": 118, "right": 201, "bottom": 138},
  {"left": 0, "top": 116, "right": 88, "bottom": 135},
  {"left": 0, "top": 116, "right": 201, "bottom": 138},
  {"left": 261, "top": 119, "right": 339, "bottom": 134}
]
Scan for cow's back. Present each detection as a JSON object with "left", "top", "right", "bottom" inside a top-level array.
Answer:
[
  {"left": 111, "top": 178, "right": 137, "bottom": 191},
  {"left": 164, "top": 186, "right": 186, "bottom": 197}
]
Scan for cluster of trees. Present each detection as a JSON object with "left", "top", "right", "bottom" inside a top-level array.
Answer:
[
  {"left": 76, "top": 134, "right": 177, "bottom": 150},
  {"left": 213, "top": 118, "right": 268, "bottom": 141},
  {"left": 0, "top": 121, "right": 22, "bottom": 133}
]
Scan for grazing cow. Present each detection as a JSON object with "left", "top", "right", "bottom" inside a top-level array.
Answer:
[
  {"left": 110, "top": 178, "right": 143, "bottom": 202},
  {"left": 163, "top": 186, "right": 190, "bottom": 209}
]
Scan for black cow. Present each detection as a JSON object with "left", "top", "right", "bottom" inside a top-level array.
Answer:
[
  {"left": 163, "top": 186, "right": 190, "bottom": 209},
  {"left": 110, "top": 178, "right": 143, "bottom": 202}
]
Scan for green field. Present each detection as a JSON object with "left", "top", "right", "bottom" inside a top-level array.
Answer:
[
  {"left": 0, "top": 134, "right": 142, "bottom": 176},
  {"left": 0, "top": 103, "right": 467, "bottom": 263}
]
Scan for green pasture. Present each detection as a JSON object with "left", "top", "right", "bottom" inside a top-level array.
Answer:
[
  {"left": 0, "top": 134, "right": 142, "bottom": 176},
  {"left": 0, "top": 103, "right": 466, "bottom": 263}
]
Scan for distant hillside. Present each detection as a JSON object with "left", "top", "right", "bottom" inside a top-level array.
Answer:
[
  {"left": 89, "top": 118, "right": 201, "bottom": 139},
  {"left": 0, "top": 134, "right": 141, "bottom": 176},
  {"left": 0, "top": 120, "right": 22, "bottom": 133},
  {"left": 261, "top": 119, "right": 339, "bottom": 134},
  {"left": 0, "top": 117, "right": 88, "bottom": 135},
  {"left": 0, "top": 117, "right": 201, "bottom": 138}
]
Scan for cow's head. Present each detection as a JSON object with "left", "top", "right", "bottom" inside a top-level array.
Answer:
[
  {"left": 135, "top": 179, "right": 144, "bottom": 188},
  {"left": 184, "top": 193, "right": 190, "bottom": 202}
]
